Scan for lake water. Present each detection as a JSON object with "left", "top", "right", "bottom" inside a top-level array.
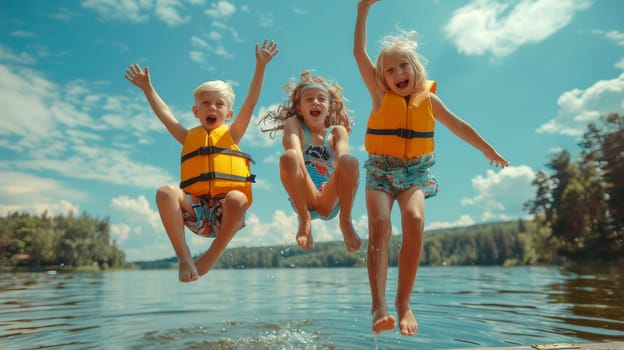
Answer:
[{"left": 1, "top": 266, "right": 623, "bottom": 349}]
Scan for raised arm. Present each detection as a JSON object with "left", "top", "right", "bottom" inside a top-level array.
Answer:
[
  {"left": 431, "top": 94, "right": 509, "bottom": 168},
  {"left": 354, "top": 0, "right": 383, "bottom": 110},
  {"left": 125, "top": 64, "right": 187, "bottom": 144},
  {"left": 229, "top": 40, "right": 279, "bottom": 144}
]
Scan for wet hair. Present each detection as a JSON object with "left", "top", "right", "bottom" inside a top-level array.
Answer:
[
  {"left": 258, "top": 70, "right": 353, "bottom": 139},
  {"left": 193, "top": 80, "right": 235, "bottom": 109},
  {"left": 375, "top": 29, "right": 428, "bottom": 94}
]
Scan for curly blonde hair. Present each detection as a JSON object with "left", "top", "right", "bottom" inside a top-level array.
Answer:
[{"left": 258, "top": 70, "right": 353, "bottom": 139}]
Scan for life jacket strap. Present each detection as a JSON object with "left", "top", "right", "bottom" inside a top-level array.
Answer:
[
  {"left": 181, "top": 146, "right": 256, "bottom": 164},
  {"left": 366, "top": 128, "right": 434, "bottom": 139},
  {"left": 180, "top": 172, "right": 256, "bottom": 189}
]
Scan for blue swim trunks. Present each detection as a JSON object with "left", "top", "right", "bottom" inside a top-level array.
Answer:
[{"left": 364, "top": 153, "right": 439, "bottom": 198}]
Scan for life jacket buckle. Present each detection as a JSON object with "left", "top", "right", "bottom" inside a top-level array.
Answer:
[{"left": 397, "top": 128, "right": 413, "bottom": 138}]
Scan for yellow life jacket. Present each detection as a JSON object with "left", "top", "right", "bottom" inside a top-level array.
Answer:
[
  {"left": 180, "top": 125, "right": 255, "bottom": 205},
  {"left": 365, "top": 80, "right": 437, "bottom": 159}
]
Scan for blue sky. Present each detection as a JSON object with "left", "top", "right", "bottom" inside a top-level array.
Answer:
[{"left": 1, "top": 0, "right": 622, "bottom": 262}]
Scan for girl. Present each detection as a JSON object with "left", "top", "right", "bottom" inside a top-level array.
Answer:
[
  {"left": 354, "top": 0, "right": 509, "bottom": 336},
  {"left": 259, "top": 71, "right": 361, "bottom": 252}
]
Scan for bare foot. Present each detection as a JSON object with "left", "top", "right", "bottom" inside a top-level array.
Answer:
[
  {"left": 339, "top": 218, "right": 361, "bottom": 252},
  {"left": 397, "top": 307, "right": 418, "bottom": 336},
  {"left": 296, "top": 216, "right": 313, "bottom": 250},
  {"left": 178, "top": 258, "right": 199, "bottom": 282},
  {"left": 195, "top": 252, "right": 215, "bottom": 277},
  {"left": 372, "top": 306, "right": 396, "bottom": 334}
]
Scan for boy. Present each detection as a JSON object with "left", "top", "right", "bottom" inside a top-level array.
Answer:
[{"left": 125, "top": 40, "right": 278, "bottom": 282}]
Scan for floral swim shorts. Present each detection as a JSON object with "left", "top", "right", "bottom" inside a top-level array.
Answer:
[
  {"left": 182, "top": 194, "right": 246, "bottom": 238},
  {"left": 364, "top": 153, "right": 439, "bottom": 199}
]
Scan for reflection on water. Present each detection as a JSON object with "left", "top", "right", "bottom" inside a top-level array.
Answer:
[
  {"left": 0, "top": 266, "right": 623, "bottom": 349},
  {"left": 548, "top": 265, "right": 624, "bottom": 341}
]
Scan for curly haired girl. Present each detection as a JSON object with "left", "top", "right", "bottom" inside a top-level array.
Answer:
[{"left": 259, "top": 70, "right": 361, "bottom": 252}]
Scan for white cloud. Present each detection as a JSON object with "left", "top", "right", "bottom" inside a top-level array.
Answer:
[
  {"left": 204, "top": 1, "right": 236, "bottom": 18},
  {"left": 460, "top": 165, "right": 536, "bottom": 221},
  {"left": 256, "top": 10, "right": 275, "bottom": 28},
  {"left": 50, "top": 7, "right": 81, "bottom": 22},
  {"left": 445, "top": 0, "right": 592, "bottom": 60},
  {"left": 594, "top": 30, "right": 624, "bottom": 47},
  {"left": 0, "top": 43, "right": 36, "bottom": 64},
  {"left": 191, "top": 36, "right": 208, "bottom": 47},
  {"left": 0, "top": 171, "right": 84, "bottom": 216},
  {"left": 213, "top": 44, "right": 234, "bottom": 59},
  {"left": 154, "top": 0, "right": 191, "bottom": 26},
  {"left": 81, "top": 0, "right": 151, "bottom": 23},
  {"left": 252, "top": 178, "right": 272, "bottom": 190},
  {"left": 189, "top": 50, "right": 206, "bottom": 65},
  {"left": 537, "top": 73, "right": 624, "bottom": 136},
  {"left": 11, "top": 31, "right": 36, "bottom": 38},
  {"left": 110, "top": 223, "right": 131, "bottom": 243},
  {"left": 0, "top": 65, "right": 55, "bottom": 138},
  {"left": 0, "top": 61, "right": 176, "bottom": 189},
  {"left": 81, "top": 0, "right": 192, "bottom": 26},
  {"left": 111, "top": 195, "right": 163, "bottom": 231},
  {"left": 426, "top": 214, "right": 475, "bottom": 231},
  {"left": 232, "top": 211, "right": 372, "bottom": 249},
  {"left": 234, "top": 210, "right": 296, "bottom": 247},
  {"left": 293, "top": 4, "right": 308, "bottom": 15}
]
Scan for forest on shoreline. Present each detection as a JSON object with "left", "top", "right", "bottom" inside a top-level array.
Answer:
[{"left": 2, "top": 114, "right": 622, "bottom": 271}]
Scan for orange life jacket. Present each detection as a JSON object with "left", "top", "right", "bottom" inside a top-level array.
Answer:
[
  {"left": 365, "top": 80, "right": 437, "bottom": 158},
  {"left": 180, "top": 125, "right": 254, "bottom": 205}
]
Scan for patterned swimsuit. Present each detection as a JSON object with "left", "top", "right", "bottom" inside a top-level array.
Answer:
[{"left": 294, "top": 124, "right": 340, "bottom": 220}]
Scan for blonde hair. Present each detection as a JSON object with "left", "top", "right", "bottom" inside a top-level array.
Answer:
[
  {"left": 375, "top": 29, "right": 428, "bottom": 94},
  {"left": 258, "top": 70, "right": 353, "bottom": 139},
  {"left": 193, "top": 80, "right": 235, "bottom": 109}
]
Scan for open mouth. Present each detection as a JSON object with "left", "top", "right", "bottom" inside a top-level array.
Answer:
[
  {"left": 310, "top": 108, "right": 322, "bottom": 117},
  {"left": 205, "top": 116, "right": 217, "bottom": 124},
  {"left": 396, "top": 79, "right": 409, "bottom": 89}
]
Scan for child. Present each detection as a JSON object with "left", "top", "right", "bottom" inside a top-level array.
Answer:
[
  {"left": 125, "top": 39, "right": 279, "bottom": 282},
  {"left": 259, "top": 70, "right": 361, "bottom": 252},
  {"left": 354, "top": 0, "right": 509, "bottom": 336}
]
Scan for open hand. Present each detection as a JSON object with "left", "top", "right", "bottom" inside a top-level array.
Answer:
[
  {"left": 124, "top": 64, "right": 150, "bottom": 90},
  {"left": 256, "top": 39, "right": 279, "bottom": 65}
]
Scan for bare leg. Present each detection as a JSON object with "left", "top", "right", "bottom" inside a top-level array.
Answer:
[
  {"left": 280, "top": 149, "right": 315, "bottom": 250},
  {"left": 395, "top": 187, "right": 425, "bottom": 336},
  {"left": 335, "top": 155, "right": 361, "bottom": 252},
  {"left": 366, "top": 189, "right": 395, "bottom": 334},
  {"left": 195, "top": 190, "right": 247, "bottom": 276},
  {"left": 156, "top": 185, "right": 198, "bottom": 282}
]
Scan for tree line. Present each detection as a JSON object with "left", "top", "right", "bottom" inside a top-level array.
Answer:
[
  {"left": 0, "top": 212, "right": 125, "bottom": 270},
  {"left": 129, "top": 220, "right": 549, "bottom": 269},
  {"left": 524, "top": 113, "right": 623, "bottom": 260}
]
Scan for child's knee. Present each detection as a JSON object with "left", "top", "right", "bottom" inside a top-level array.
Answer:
[
  {"left": 280, "top": 149, "right": 299, "bottom": 168},
  {"left": 405, "top": 210, "right": 424, "bottom": 229},
  {"left": 155, "top": 185, "right": 180, "bottom": 203},
  {"left": 338, "top": 154, "right": 359, "bottom": 170},
  {"left": 224, "top": 190, "right": 248, "bottom": 212}
]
